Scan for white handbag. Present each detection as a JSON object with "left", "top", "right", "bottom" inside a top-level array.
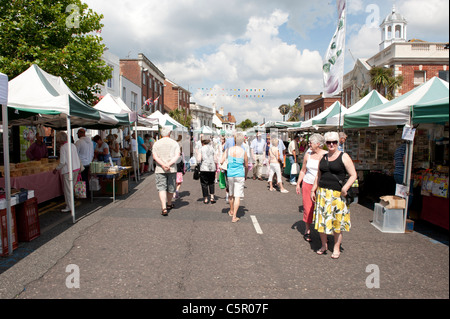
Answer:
[{"left": 290, "top": 163, "right": 300, "bottom": 175}]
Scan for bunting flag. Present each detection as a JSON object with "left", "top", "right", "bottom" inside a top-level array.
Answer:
[
  {"left": 154, "top": 96, "right": 160, "bottom": 105},
  {"left": 145, "top": 98, "right": 152, "bottom": 106},
  {"left": 323, "top": 0, "right": 346, "bottom": 97},
  {"left": 196, "top": 87, "right": 268, "bottom": 98}
]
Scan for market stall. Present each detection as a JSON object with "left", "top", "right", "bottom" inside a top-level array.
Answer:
[
  {"left": 1, "top": 65, "right": 133, "bottom": 226},
  {"left": 344, "top": 77, "right": 449, "bottom": 231},
  {"left": 299, "top": 101, "right": 347, "bottom": 130}
]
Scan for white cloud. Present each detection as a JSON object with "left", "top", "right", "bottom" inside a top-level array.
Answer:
[
  {"left": 398, "top": 0, "right": 449, "bottom": 41},
  {"left": 82, "top": 0, "right": 448, "bottom": 124},
  {"left": 160, "top": 10, "right": 324, "bottom": 123}
]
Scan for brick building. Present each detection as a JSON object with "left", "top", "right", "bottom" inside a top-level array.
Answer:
[
  {"left": 120, "top": 53, "right": 165, "bottom": 115},
  {"left": 164, "top": 79, "right": 191, "bottom": 114},
  {"left": 294, "top": 94, "right": 322, "bottom": 120},
  {"left": 343, "top": 6, "right": 449, "bottom": 107},
  {"left": 304, "top": 96, "right": 341, "bottom": 121}
]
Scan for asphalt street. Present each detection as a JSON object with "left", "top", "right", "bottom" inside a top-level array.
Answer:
[{"left": 0, "top": 170, "right": 448, "bottom": 301}]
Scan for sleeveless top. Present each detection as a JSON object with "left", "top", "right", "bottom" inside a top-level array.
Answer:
[
  {"left": 268, "top": 146, "right": 279, "bottom": 164},
  {"left": 227, "top": 147, "right": 245, "bottom": 177},
  {"left": 318, "top": 152, "right": 346, "bottom": 191},
  {"left": 304, "top": 156, "right": 320, "bottom": 185}
]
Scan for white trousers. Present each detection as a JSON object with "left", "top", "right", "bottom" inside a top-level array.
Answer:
[
  {"left": 63, "top": 171, "right": 79, "bottom": 210},
  {"left": 268, "top": 163, "right": 282, "bottom": 182}
]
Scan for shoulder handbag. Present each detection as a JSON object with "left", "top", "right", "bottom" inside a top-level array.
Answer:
[
  {"left": 193, "top": 164, "right": 200, "bottom": 180},
  {"left": 74, "top": 174, "right": 87, "bottom": 199},
  {"left": 324, "top": 154, "right": 355, "bottom": 206}
]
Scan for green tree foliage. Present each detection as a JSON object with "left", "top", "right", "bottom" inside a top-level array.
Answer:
[
  {"left": 0, "top": 0, "right": 112, "bottom": 104},
  {"left": 237, "top": 119, "right": 258, "bottom": 130},
  {"left": 287, "top": 102, "right": 302, "bottom": 122},
  {"left": 169, "top": 108, "right": 192, "bottom": 128},
  {"left": 369, "top": 66, "right": 404, "bottom": 100}
]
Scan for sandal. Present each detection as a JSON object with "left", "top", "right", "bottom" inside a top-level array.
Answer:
[
  {"left": 303, "top": 233, "right": 312, "bottom": 242},
  {"left": 228, "top": 211, "right": 233, "bottom": 217},
  {"left": 203, "top": 198, "right": 209, "bottom": 204},
  {"left": 210, "top": 196, "right": 216, "bottom": 204},
  {"left": 167, "top": 203, "right": 174, "bottom": 210},
  {"left": 161, "top": 208, "right": 168, "bottom": 216},
  {"left": 316, "top": 247, "right": 328, "bottom": 255},
  {"left": 331, "top": 252, "right": 341, "bottom": 260},
  {"left": 231, "top": 217, "right": 240, "bottom": 223}
]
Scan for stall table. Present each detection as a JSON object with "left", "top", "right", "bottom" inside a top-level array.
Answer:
[
  {"left": 90, "top": 167, "right": 132, "bottom": 203},
  {"left": 0, "top": 171, "right": 63, "bottom": 204}
]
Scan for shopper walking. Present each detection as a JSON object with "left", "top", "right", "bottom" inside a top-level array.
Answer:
[
  {"left": 250, "top": 132, "right": 266, "bottom": 180},
  {"left": 53, "top": 132, "right": 81, "bottom": 213},
  {"left": 174, "top": 135, "right": 184, "bottom": 199},
  {"left": 288, "top": 135, "right": 300, "bottom": 185},
  {"left": 268, "top": 137, "right": 288, "bottom": 193},
  {"left": 311, "top": 132, "right": 357, "bottom": 259},
  {"left": 197, "top": 138, "right": 217, "bottom": 204},
  {"left": 296, "top": 134, "right": 327, "bottom": 242},
  {"left": 221, "top": 132, "right": 248, "bottom": 223},
  {"left": 152, "top": 127, "right": 181, "bottom": 216}
]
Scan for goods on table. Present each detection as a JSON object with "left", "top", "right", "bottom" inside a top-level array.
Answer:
[{"left": 0, "top": 158, "right": 59, "bottom": 178}]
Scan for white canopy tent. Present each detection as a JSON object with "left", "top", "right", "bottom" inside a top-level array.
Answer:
[
  {"left": 298, "top": 101, "right": 347, "bottom": 130},
  {"left": 326, "top": 90, "right": 388, "bottom": 127},
  {"left": 1, "top": 65, "right": 131, "bottom": 228},
  {"left": 94, "top": 93, "right": 158, "bottom": 128}
]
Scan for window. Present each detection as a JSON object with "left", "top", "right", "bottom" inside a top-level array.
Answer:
[
  {"left": 122, "top": 87, "right": 126, "bottom": 103},
  {"left": 131, "top": 92, "right": 137, "bottom": 111},
  {"left": 142, "top": 73, "right": 146, "bottom": 85},
  {"left": 439, "top": 70, "right": 449, "bottom": 82},
  {"left": 107, "top": 64, "right": 114, "bottom": 88},
  {"left": 414, "top": 71, "right": 426, "bottom": 87}
]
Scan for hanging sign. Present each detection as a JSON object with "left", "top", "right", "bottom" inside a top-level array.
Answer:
[{"left": 402, "top": 126, "right": 416, "bottom": 141}]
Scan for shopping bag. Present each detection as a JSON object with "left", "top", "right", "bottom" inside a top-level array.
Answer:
[
  {"left": 290, "top": 163, "right": 300, "bottom": 175},
  {"left": 219, "top": 171, "right": 226, "bottom": 189},
  {"left": 74, "top": 175, "right": 87, "bottom": 199}
]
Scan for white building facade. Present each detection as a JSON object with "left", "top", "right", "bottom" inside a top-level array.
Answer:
[{"left": 190, "top": 102, "right": 214, "bottom": 130}]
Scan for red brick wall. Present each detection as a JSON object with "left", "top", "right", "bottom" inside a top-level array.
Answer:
[
  {"left": 304, "top": 97, "right": 341, "bottom": 119},
  {"left": 120, "top": 60, "right": 141, "bottom": 87},
  {"left": 164, "top": 81, "right": 191, "bottom": 113},
  {"left": 164, "top": 81, "right": 178, "bottom": 112},
  {"left": 399, "top": 64, "right": 448, "bottom": 94}
]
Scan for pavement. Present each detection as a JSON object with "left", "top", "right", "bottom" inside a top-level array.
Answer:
[{"left": 0, "top": 169, "right": 448, "bottom": 302}]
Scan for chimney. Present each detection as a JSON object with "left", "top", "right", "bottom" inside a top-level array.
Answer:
[{"left": 220, "top": 107, "right": 224, "bottom": 116}]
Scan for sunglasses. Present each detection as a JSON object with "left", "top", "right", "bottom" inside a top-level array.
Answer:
[{"left": 326, "top": 141, "right": 338, "bottom": 145}]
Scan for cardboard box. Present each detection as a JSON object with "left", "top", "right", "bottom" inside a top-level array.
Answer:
[
  {"left": 380, "top": 196, "right": 406, "bottom": 209},
  {"left": 101, "top": 179, "right": 128, "bottom": 196}
]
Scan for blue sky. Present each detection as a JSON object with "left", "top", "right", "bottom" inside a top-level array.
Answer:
[{"left": 84, "top": 0, "right": 449, "bottom": 123}]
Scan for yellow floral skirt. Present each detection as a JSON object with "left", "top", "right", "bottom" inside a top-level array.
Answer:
[{"left": 313, "top": 187, "right": 351, "bottom": 235}]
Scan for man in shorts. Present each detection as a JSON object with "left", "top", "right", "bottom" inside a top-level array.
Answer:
[
  {"left": 152, "top": 127, "right": 181, "bottom": 216},
  {"left": 132, "top": 132, "right": 148, "bottom": 174}
]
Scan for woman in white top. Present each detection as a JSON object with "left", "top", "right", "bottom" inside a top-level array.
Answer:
[
  {"left": 268, "top": 138, "right": 288, "bottom": 193},
  {"left": 53, "top": 132, "right": 81, "bottom": 213},
  {"left": 197, "top": 138, "right": 218, "bottom": 204},
  {"left": 296, "top": 134, "right": 327, "bottom": 242}
]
